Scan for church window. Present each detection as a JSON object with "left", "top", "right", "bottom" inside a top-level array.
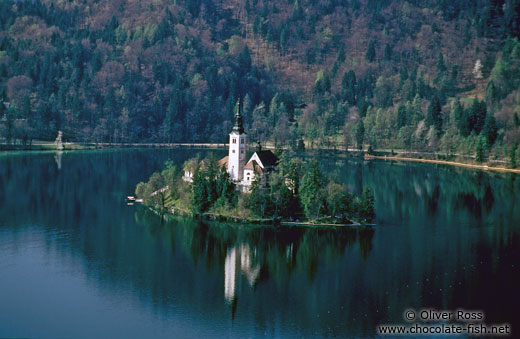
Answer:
[
  {"left": 232, "top": 150, "right": 235, "bottom": 153},
  {"left": 233, "top": 138, "right": 236, "bottom": 144}
]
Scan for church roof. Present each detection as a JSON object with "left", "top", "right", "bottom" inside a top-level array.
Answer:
[
  {"left": 255, "top": 150, "right": 278, "bottom": 168},
  {"left": 218, "top": 156, "right": 229, "bottom": 168},
  {"left": 232, "top": 100, "right": 245, "bottom": 134},
  {"left": 244, "top": 160, "right": 264, "bottom": 174}
]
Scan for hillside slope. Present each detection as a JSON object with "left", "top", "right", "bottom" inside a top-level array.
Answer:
[{"left": 0, "top": 0, "right": 519, "bottom": 162}]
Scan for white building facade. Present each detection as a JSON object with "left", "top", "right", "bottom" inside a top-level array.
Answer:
[
  {"left": 220, "top": 100, "right": 278, "bottom": 190},
  {"left": 227, "top": 107, "right": 247, "bottom": 181}
]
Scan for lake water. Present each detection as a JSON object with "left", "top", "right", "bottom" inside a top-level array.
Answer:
[{"left": 0, "top": 149, "right": 519, "bottom": 338}]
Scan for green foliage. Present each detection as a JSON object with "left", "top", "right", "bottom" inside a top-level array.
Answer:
[
  {"left": 314, "top": 70, "right": 331, "bottom": 95},
  {"left": 2, "top": 0, "right": 518, "bottom": 163},
  {"left": 359, "top": 187, "right": 375, "bottom": 222},
  {"left": 341, "top": 70, "right": 357, "bottom": 105},
  {"left": 459, "top": 99, "right": 487, "bottom": 137},
  {"left": 374, "top": 76, "right": 395, "bottom": 108},
  {"left": 475, "top": 136, "right": 486, "bottom": 163},
  {"left": 356, "top": 120, "right": 365, "bottom": 150},
  {"left": 452, "top": 99, "right": 463, "bottom": 122},
  {"left": 135, "top": 169, "right": 171, "bottom": 211},
  {"left": 365, "top": 40, "right": 376, "bottom": 62},
  {"left": 482, "top": 114, "right": 498, "bottom": 146},
  {"left": 325, "top": 182, "right": 352, "bottom": 218},
  {"left": 189, "top": 157, "right": 236, "bottom": 214},
  {"left": 396, "top": 104, "right": 407, "bottom": 128},
  {"left": 510, "top": 143, "right": 518, "bottom": 168},
  {"left": 135, "top": 182, "right": 146, "bottom": 199},
  {"left": 300, "top": 159, "right": 324, "bottom": 219},
  {"left": 427, "top": 95, "right": 443, "bottom": 135},
  {"left": 249, "top": 178, "right": 270, "bottom": 217},
  {"left": 0, "top": 0, "right": 273, "bottom": 143},
  {"left": 215, "top": 167, "right": 236, "bottom": 207},
  {"left": 383, "top": 43, "right": 392, "bottom": 61},
  {"left": 487, "top": 38, "right": 520, "bottom": 103},
  {"left": 161, "top": 161, "right": 180, "bottom": 199},
  {"left": 269, "top": 172, "right": 299, "bottom": 218},
  {"left": 237, "top": 46, "right": 252, "bottom": 76},
  {"left": 191, "top": 168, "right": 209, "bottom": 213},
  {"left": 137, "top": 152, "right": 374, "bottom": 223}
]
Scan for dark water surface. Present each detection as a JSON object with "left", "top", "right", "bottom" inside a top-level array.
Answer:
[{"left": 0, "top": 149, "right": 519, "bottom": 338}]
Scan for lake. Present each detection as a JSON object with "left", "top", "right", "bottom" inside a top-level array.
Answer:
[{"left": 0, "top": 149, "right": 519, "bottom": 338}]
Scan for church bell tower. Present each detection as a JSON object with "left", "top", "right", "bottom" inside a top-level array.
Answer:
[{"left": 228, "top": 100, "right": 247, "bottom": 181}]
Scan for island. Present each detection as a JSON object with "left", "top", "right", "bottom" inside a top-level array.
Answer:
[{"left": 135, "top": 102, "right": 375, "bottom": 226}]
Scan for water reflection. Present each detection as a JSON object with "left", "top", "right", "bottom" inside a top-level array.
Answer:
[
  {"left": 0, "top": 150, "right": 519, "bottom": 337},
  {"left": 54, "top": 151, "right": 63, "bottom": 170},
  {"left": 224, "top": 244, "right": 261, "bottom": 304}
]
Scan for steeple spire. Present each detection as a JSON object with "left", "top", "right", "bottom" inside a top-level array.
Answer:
[{"left": 232, "top": 99, "right": 245, "bottom": 134}]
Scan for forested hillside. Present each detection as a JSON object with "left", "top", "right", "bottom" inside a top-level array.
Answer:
[{"left": 1, "top": 0, "right": 520, "bottom": 161}]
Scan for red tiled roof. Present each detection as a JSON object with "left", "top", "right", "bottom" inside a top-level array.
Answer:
[
  {"left": 218, "top": 156, "right": 229, "bottom": 168},
  {"left": 245, "top": 160, "right": 263, "bottom": 174}
]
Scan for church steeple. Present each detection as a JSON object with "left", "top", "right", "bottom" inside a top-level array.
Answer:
[
  {"left": 228, "top": 98, "right": 247, "bottom": 182},
  {"left": 232, "top": 99, "right": 245, "bottom": 134}
]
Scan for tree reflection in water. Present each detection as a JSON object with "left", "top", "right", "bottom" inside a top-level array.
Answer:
[
  {"left": 136, "top": 209, "right": 375, "bottom": 318},
  {"left": 1, "top": 149, "right": 519, "bottom": 337}
]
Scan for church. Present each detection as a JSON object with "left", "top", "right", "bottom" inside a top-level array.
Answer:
[
  {"left": 218, "top": 103, "right": 278, "bottom": 190},
  {"left": 183, "top": 103, "right": 278, "bottom": 190}
]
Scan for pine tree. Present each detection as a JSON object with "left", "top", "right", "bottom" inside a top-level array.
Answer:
[
  {"left": 356, "top": 120, "right": 365, "bottom": 150},
  {"left": 249, "top": 178, "right": 270, "bottom": 217},
  {"left": 216, "top": 167, "right": 235, "bottom": 205},
  {"left": 365, "top": 40, "right": 376, "bottom": 62},
  {"left": 436, "top": 52, "right": 446, "bottom": 73},
  {"left": 341, "top": 70, "right": 357, "bottom": 104},
  {"left": 20, "top": 94, "right": 31, "bottom": 118},
  {"left": 359, "top": 187, "right": 375, "bottom": 222},
  {"left": 191, "top": 168, "right": 209, "bottom": 214},
  {"left": 472, "top": 99, "right": 487, "bottom": 134},
  {"left": 482, "top": 114, "right": 498, "bottom": 146},
  {"left": 397, "top": 104, "right": 407, "bottom": 128},
  {"left": 452, "top": 99, "right": 463, "bottom": 122},
  {"left": 300, "top": 159, "right": 323, "bottom": 219},
  {"left": 427, "top": 95, "right": 443, "bottom": 135},
  {"left": 238, "top": 46, "right": 252, "bottom": 76},
  {"left": 279, "top": 28, "right": 287, "bottom": 55},
  {"left": 337, "top": 45, "right": 346, "bottom": 63},
  {"left": 383, "top": 43, "right": 392, "bottom": 61},
  {"left": 475, "top": 136, "right": 485, "bottom": 163},
  {"left": 510, "top": 143, "right": 518, "bottom": 168}
]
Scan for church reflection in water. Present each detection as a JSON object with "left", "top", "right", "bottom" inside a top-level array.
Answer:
[
  {"left": 224, "top": 243, "right": 261, "bottom": 304},
  {"left": 54, "top": 151, "right": 63, "bottom": 170}
]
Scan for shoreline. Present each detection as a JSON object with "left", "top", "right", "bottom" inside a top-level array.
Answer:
[
  {"left": 0, "top": 141, "right": 228, "bottom": 151},
  {"left": 141, "top": 204, "right": 371, "bottom": 228},
  {"left": 2, "top": 141, "right": 519, "bottom": 175},
  {"left": 365, "top": 154, "right": 520, "bottom": 174}
]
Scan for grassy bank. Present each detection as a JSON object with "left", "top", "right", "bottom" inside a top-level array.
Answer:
[{"left": 365, "top": 154, "right": 520, "bottom": 174}]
